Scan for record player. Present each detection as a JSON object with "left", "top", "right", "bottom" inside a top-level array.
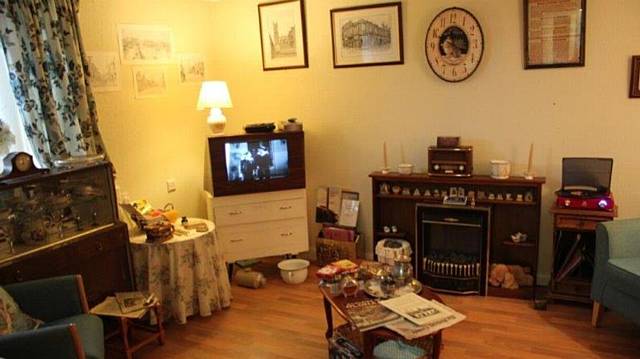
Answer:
[{"left": 555, "top": 158, "right": 614, "bottom": 211}]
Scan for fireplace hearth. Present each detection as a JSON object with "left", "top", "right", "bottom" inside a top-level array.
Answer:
[{"left": 417, "top": 204, "right": 490, "bottom": 295}]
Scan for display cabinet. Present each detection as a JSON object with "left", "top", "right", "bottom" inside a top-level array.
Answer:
[{"left": 0, "top": 161, "right": 133, "bottom": 305}]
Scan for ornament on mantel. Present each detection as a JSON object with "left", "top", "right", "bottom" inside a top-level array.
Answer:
[{"left": 0, "top": 119, "right": 16, "bottom": 156}]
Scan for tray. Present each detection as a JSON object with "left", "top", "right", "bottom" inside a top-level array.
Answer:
[{"left": 363, "top": 278, "right": 422, "bottom": 299}]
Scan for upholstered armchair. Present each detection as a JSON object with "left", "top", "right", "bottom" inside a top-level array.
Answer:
[
  {"left": 0, "top": 275, "right": 104, "bottom": 359},
  {"left": 591, "top": 219, "right": 640, "bottom": 327}
]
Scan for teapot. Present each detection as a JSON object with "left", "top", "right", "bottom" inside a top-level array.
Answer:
[{"left": 391, "top": 254, "right": 413, "bottom": 286}]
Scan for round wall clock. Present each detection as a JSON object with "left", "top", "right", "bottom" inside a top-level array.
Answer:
[{"left": 425, "top": 7, "right": 484, "bottom": 82}]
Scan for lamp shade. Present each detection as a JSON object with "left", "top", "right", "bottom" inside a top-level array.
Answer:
[{"left": 197, "top": 81, "right": 232, "bottom": 110}]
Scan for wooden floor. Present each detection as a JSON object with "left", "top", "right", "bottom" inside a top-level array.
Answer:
[{"left": 133, "top": 261, "right": 640, "bottom": 359}]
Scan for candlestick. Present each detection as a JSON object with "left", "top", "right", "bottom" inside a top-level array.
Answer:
[
  {"left": 381, "top": 142, "right": 389, "bottom": 174},
  {"left": 524, "top": 143, "right": 534, "bottom": 180},
  {"left": 401, "top": 144, "right": 405, "bottom": 164}
]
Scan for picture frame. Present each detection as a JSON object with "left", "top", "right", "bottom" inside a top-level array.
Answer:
[
  {"left": 132, "top": 66, "right": 167, "bottom": 99},
  {"left": 524, "top": 0, "right": 586, "bottom": 69},
  {"left": 330, "top": 2, "right": 403, "bottom": 68},
  {"left": 630, "top": 56, "right": 640, "bottom": 98},
  {"left": 177, "top": 53, "right": 205, "bottom": 84},
  {"left": 258, "top": 0, "right": 308, "bottom": 71},
  {"left": 86, "top": 51, "right": 120, "bottom": 92},
  {"left": 118, "top": 24, "right": 174, "bottom": 65}
]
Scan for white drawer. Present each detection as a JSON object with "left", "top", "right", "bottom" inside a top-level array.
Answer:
[
  {"left": 215, "top": 197, "right": 306, "bottom": 226},
  {"left": 214, "top": 203, "right": 264, "bottom": 226},
  {"left": 217, "top": 218, "right": 309, "bottom": 261}
]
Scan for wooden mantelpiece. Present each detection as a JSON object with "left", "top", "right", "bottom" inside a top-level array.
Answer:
[{"left": 370, "top": 171, "right": 546, "bottom": 300}]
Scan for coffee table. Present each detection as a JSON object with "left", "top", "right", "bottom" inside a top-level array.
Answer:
[{"left": 320, "top": 284, "right": 443, "bottom": 358}]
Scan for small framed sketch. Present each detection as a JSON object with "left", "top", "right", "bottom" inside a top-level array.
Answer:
[
  {"left": 178, "top": 53, "right": 205, "bottom": 84},
  {"left": 630, "top": 56, "right": 640, "bottom": 98},
  {"left": 524, "top": 0, "right": 586, "bottom": 69},
  {"left": 118, "top": 24, "right": 174, "bottom": 64},
  {"left": 258, "top": 0, "right": 308, "bottom": 71},
  {"left": 330, "top": 2, "right": 403, "bottom": 68},
  {"left": 86, "top": 51, "right": 120, "bottom": 92},
  {"left": 132, "top": 67, "right": 167, "bottom": 99}
]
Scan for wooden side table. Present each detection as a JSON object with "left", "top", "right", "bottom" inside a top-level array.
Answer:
[
  {"left": 547, "top": 206, "right": 617, "bottom": 305},
  {"left": 320, "top": 285, "right": 443, "bottom": 359},
  {"left": 104, "top": 304, "right": 165, "bottom": 359}
]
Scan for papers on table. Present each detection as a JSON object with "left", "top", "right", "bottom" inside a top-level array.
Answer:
[
  {"left": 379, "top": 293, "right": 466, "bottom": 339},
  {"left": 90, "top": 296, "right": 148, "bottom": 319}
]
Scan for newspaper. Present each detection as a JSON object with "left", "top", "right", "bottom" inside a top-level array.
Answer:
[
  {"left": 90, "top": 296, "right": 148, "bottom": 319},
  {"left": 379, "top": 293, "right": 465, "bottom": 339}
]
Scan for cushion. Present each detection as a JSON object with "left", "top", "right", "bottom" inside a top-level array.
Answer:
[
  {"left": 373, "top": 340, "right": 426, "bottom": 359},
  {"left": 44, "top": 314, "right": 104, "bottom": 359},
  {"left": 0, "top": 286, "right": 43, "bottom": 335},
  {"left": 606, "top": 257, "right": 640, "bottom": 297}
]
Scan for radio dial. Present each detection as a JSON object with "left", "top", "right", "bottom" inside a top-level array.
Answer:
[
  {"left": 458, "top": 165, "right": 465, "bottom": 171},
  {"left": 433, "top": 164, "right": 440, "bottom": 171},
  {"left": 564, "top": 199, "right": 571, "bottom": 207}
]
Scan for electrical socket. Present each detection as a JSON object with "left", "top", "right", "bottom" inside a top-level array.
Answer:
[{"left": 166, "top": 179, "right": 176, "bottom": 193}]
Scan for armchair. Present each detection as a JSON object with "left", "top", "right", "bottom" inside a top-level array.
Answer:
[
  {"left": 591, "top": 219, "right": 640, "bottom": 327},
  {"left": 0, "top": 275, "right": 104, "bottom": 359}
]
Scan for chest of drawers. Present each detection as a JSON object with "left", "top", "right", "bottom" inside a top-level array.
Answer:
[{"left": 210, "top": 189, "right": 309, "bottom": 263}]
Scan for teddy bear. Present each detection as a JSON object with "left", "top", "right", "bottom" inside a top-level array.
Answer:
[{"left": 489, "top": 263, "right": 534, "bottom": 289}]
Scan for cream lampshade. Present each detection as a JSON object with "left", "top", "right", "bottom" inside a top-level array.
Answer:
[{"left": 197, "top": 81, "right": 233, "bottom": 134}]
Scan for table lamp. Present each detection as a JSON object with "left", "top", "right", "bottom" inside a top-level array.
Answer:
[{"left": 197, "top": 81, "right": 232, "bottom": 135}]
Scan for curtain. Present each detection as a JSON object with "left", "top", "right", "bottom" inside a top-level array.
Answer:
[{"left": 0, "top": 0, "right": 107, "bottom": 167}]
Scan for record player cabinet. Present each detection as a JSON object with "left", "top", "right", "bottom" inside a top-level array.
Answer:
[{"left": 370, "top": 172, "right": 545, "bottom": 300}]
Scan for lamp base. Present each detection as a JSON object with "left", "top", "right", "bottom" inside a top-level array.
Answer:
[{"left": 208, "top": 108, "right": 227, "bottom": 135}]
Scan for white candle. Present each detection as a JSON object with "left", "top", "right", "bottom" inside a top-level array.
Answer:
[
  {"left": 383, "top": 142, "right": 388, "bottom": 169},
  {"left": 527, "top": 143, "right": 533, "bottom": 175}
]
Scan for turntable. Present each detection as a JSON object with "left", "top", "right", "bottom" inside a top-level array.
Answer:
[{"left": 555, "top": 158, "right": 614, "bottom": 211}]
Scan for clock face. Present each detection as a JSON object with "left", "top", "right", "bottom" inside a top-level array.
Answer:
[
  {"left": 15, "top": 153, "right": 32, "bottom": 172},
  {"left": 425, "top": 8, "right": 484, "bottom": 82}
]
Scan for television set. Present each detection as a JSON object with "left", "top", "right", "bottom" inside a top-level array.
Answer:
[{"left": 208, "top": 131, "right": 305, "bottom": 197}]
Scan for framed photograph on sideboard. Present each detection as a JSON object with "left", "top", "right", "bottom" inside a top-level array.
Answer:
[
  {"left": 258, "top": 0, "right": 308, "bottom": 71},
  {"left": 330, "top": 2, "right": 403, "bottom": 68},
  {"left": 630, "top": 56, "right": 640, "bottom": 98},
  {"left": 524, "top": 0, "right": 586, "bottom": 69}
]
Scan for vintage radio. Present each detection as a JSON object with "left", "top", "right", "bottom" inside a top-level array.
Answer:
[{"left": 428, "top": 146, "right": 473, "bottom": 177}]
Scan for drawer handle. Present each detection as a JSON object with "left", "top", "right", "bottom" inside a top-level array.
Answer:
[
  {"left": 230, "top": 238, "right": 244, "bottom": 243},
  {"left": 97, "top": 243, "right": 104, "bottom": 251},
  {"left": 279, "top": 205, "right": 292, "bottom": 210},
  {"left": 228, "top": 210, "right": 243, "bottom": 216},
  {"left": 280, "top": 232, "right": 293, "bottom": 237},
  {"left": 443, "top": 217, "right": 459, "bottom": 223},
  {"left": 15, "top": 269, "right": 22, "bottom": 282}
]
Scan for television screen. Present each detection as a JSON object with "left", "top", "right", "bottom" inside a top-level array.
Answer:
[{"left": 225, "top": 139, "right": 289, "bottom": 182}]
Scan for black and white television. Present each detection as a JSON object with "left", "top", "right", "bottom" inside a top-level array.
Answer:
[{"left": 208, "top": 131, "right": 305, "bottom": 196}]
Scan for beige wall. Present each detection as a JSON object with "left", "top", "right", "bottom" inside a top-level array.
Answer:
[
  {"left": 208, "top": 0, "right": 640, "bottom": 281},
  {"left": 78, "top": 0, "right": 640, "bottom": 281},
  {"left": 78, "top": 0, "right": 214, "bottom": 217}
]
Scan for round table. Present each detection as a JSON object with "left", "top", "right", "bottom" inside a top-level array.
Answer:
[{"left": 130, "top": 219, "right": 231, "bottom": 324}]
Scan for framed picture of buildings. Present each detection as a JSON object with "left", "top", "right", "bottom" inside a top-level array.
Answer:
[
  {"left": 524, "top": 0, "right": 586, "bottom": 69},
  {"left": 258, "top": 0, "right": 308, "bottom": 71},
  {"left": 330, "top": 2, "right": 403, "bottom": 68}
]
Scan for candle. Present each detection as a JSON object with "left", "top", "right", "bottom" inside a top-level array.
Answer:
[
  {"left": 401, "top": 144, "right": 405, "bottom": 164},
  {"left": 383, "top": 142, "right": 388, "bottom": 169},
  {"left": 527, "top": 143, "right": 534, "bottom": 175}
]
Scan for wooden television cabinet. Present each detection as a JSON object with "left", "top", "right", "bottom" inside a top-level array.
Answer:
[{"left": 370, "top": 172, "right": 545, "bottom": 300}]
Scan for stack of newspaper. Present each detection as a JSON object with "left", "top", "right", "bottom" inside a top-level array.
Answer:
[{"left": 379, "top": 293, "right": 466, "bottom": 340}]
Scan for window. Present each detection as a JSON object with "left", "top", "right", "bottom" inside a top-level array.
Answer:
[{"left": 0, "top": 48, "right": 38, "bottom": 169}]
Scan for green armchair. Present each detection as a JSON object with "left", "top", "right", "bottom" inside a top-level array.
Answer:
[
  {"left": 0, "top": 275, "right": 104, "bottom": 359},
  {"left": 591, "top": 219, "right": 640, "bottom": 327}
]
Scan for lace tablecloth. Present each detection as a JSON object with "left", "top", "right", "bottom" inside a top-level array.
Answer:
[{"left": 130, "top": 219, "right": 231, "bottom": 324}]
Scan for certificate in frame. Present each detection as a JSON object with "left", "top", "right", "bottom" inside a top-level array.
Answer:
[{"left": 524, "top": 0, "right": 586, "bottom": 69}]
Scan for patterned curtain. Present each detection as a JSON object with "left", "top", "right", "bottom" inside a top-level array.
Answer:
[{"left": 0, "top": 0, "right": 107, "bottom": 167}]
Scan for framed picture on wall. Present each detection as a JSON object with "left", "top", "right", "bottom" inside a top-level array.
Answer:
[
  {"left": 258, "top": 0, "right": 308, "bottom": 71},
  {"left": 630, "top": 56, "right": 640, "bottom": 98},
  {"left": 330, "top": 2, "right": 403, "bottom": 68},
  {"left": 524, "top": 0, "right": 586, "bottom": 69}
]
